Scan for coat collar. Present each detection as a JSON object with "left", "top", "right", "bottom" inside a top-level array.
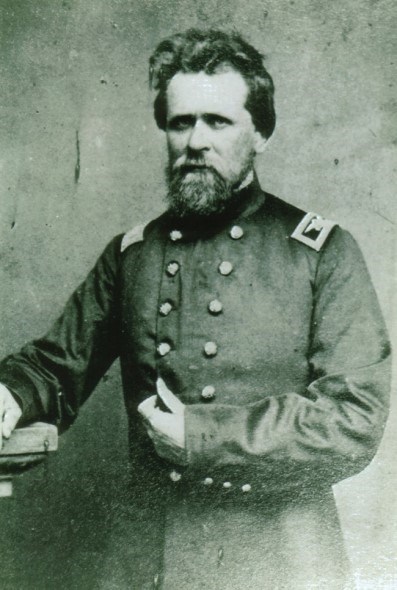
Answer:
[{"left": 159, "top": 172, "right": 266, "bottom": 242}]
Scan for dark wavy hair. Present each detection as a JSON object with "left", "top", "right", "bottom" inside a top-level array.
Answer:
[{"left": 149, "top": 29, "right": 276, "bottom": 139}]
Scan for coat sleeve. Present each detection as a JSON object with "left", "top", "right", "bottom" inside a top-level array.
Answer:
[
  {"left": 0, "top": 236, "right": 123, "bottom": 430},
  {"left": 184, "top": 228, "right": 391, "bottom": 490}
]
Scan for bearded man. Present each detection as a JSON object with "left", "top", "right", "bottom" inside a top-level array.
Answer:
[{"left": 0, "top": 29, "right": 391, "bottom": 590}]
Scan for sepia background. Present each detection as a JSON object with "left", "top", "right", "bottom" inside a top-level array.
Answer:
[{"left": 0, "top": 0, "right": 396, "bottom": 588}]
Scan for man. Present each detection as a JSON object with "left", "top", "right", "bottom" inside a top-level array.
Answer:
[{"left": 0, "top": 29, "right": 391, "bottom": 589}]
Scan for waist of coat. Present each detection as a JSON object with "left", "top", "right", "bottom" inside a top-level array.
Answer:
[{"left": 127, "top": 455, "right": 335, "bottom": 511}]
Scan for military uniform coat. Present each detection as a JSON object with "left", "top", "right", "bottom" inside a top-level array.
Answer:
[{"left": 0, "top": 179, "right": 391, "bottom": 589}]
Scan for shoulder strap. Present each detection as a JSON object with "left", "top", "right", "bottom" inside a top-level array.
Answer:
[
  {"left": 290, "top": 212, "right": 337, "bottom": 252},
  {"left": 120, "top": 223, "right": 147, "bottom": 253}
]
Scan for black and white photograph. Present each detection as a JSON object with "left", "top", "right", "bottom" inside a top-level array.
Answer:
[{"left": 0, "top": 1, "right": 395, "bottom": 589}]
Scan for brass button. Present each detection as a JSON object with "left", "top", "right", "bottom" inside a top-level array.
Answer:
[
  {"left": 157, "top": 342, "right": 171, "bottom": 356},
  {"left": 218, "top": 261, "right": 233, "bottom": 276},
  {"left": 204, "top": 341, "right": 217, "bottom": 357},
  {"left": 208, "top": 299, "right": 223, "bottom": 314},
  {"left": 159, "top": 302, "right": 173, "bottom": 316},
  {"left": 201, "top": 385, "right": 216, "bottom": 400},
  {"left": 169, "top": 470, "right": 182, "bottom": 482},
  {"left": 170, "top": 230, "right": 182, "bottom": 242},
  {"left": 166, "top": 262, "right": 180, "bottom": 276},
  {"left": 241, "top": 484, "right": 252, "bottom": 493},
  {"left": 203, "top": 477, "right": 214, "bottom": 486},
  {"left": 223, "top": 481, "right": 232, "bottom": 489},
  {"left": 230, "top": 225, "right": 244, "bottom": 239}
]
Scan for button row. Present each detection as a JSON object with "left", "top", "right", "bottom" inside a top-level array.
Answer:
[
  {"left": 168, "top": 225, "right": 244, "bottom": 242},
  {"left": 160, "top": 299, "right": 222, "bottom": 318},
  {"left": 170, "top": 471, "right": 252, "bottom": 492},
  {"left": 167, "top": 225, "right": 242, "bottom": 278},
  {"left": 165, "top": 259, "right": 233, "bottom": 278},
  {"left": 164, "top": 226, "right": 243, "bottom": 402},
  {"left": 157, "top": 341, "right": 219, "bottom": 359}
]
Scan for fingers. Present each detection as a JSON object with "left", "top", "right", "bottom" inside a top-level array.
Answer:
[
  {"left": 0, "top": 389, "right": 3, "bottom": 447},
  {"left": 2, "top": 407, "right": 22, "bottom": 439},
  {"left": 0, "top": 384, "right": 22, "bottom": 448},
  {"left": 1, "top": 387, "right": 22, "bottom": 440}
]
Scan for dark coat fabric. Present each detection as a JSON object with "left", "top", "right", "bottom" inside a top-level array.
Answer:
[{"left": 0, "top": 179, "right": 391, "bottom": 589}]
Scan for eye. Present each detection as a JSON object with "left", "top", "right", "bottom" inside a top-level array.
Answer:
[
  {"left": 204, "top": 115, "right": 232, "bottom": 129},
  {"left": 168, "top": 115, "right": 195, "bottom": 131}
]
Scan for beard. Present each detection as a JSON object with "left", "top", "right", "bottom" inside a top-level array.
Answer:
[{"left": 166, "top": 161, "right": 251, "bottom": 218}]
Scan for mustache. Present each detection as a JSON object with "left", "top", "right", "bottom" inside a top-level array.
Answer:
[{"left": 172, "top": 161, "right": 217, "bottom": 176}]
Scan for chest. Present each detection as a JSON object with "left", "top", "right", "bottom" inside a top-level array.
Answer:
[{"left": 120, "top": 218, "right": 316, "bottom": 404}]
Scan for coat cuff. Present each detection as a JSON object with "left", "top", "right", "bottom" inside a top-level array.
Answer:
[{"left": 185, "top": 404, "right": 241, "bottom": 468}]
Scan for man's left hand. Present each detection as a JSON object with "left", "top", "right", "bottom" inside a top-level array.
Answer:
[{"left": 138, "top": 378, "right": 187, "bottom": 466}]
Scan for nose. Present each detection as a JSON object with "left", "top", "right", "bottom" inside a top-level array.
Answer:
[{"left": 187, "top": 120, "right": 210, "bottom": 151}]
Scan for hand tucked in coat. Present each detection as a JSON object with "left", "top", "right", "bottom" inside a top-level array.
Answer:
[{"left": 138, "top": 378, "right": 188, "bottom": 466}]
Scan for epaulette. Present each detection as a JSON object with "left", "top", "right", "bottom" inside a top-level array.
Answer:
[
  {"left": 120, "top": 222, "right": 147, "bottom": 253},
  {"left": 290, "top": 212, "right": 337, "bottom": 252}
]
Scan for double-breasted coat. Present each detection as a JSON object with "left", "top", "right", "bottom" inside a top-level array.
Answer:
[{"left": 0, "top": 179, "right": 391, "bottom": 589}]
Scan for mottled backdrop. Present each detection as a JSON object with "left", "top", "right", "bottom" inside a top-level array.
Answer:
[{"left": 0, "top": 1, "right": 396, "bottom": 588}]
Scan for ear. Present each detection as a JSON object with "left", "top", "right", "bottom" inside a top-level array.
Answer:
[{"left": 253, "top": 131, "right": 268, "bottom": 154}]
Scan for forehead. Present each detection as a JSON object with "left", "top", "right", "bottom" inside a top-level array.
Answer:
[{"left": 166, "top": 70, "right": 250, "bottom": 118}]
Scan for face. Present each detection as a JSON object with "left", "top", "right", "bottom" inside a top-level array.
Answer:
[{"left": 165, "top": 70, "right": 267, "bottom": 216}]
